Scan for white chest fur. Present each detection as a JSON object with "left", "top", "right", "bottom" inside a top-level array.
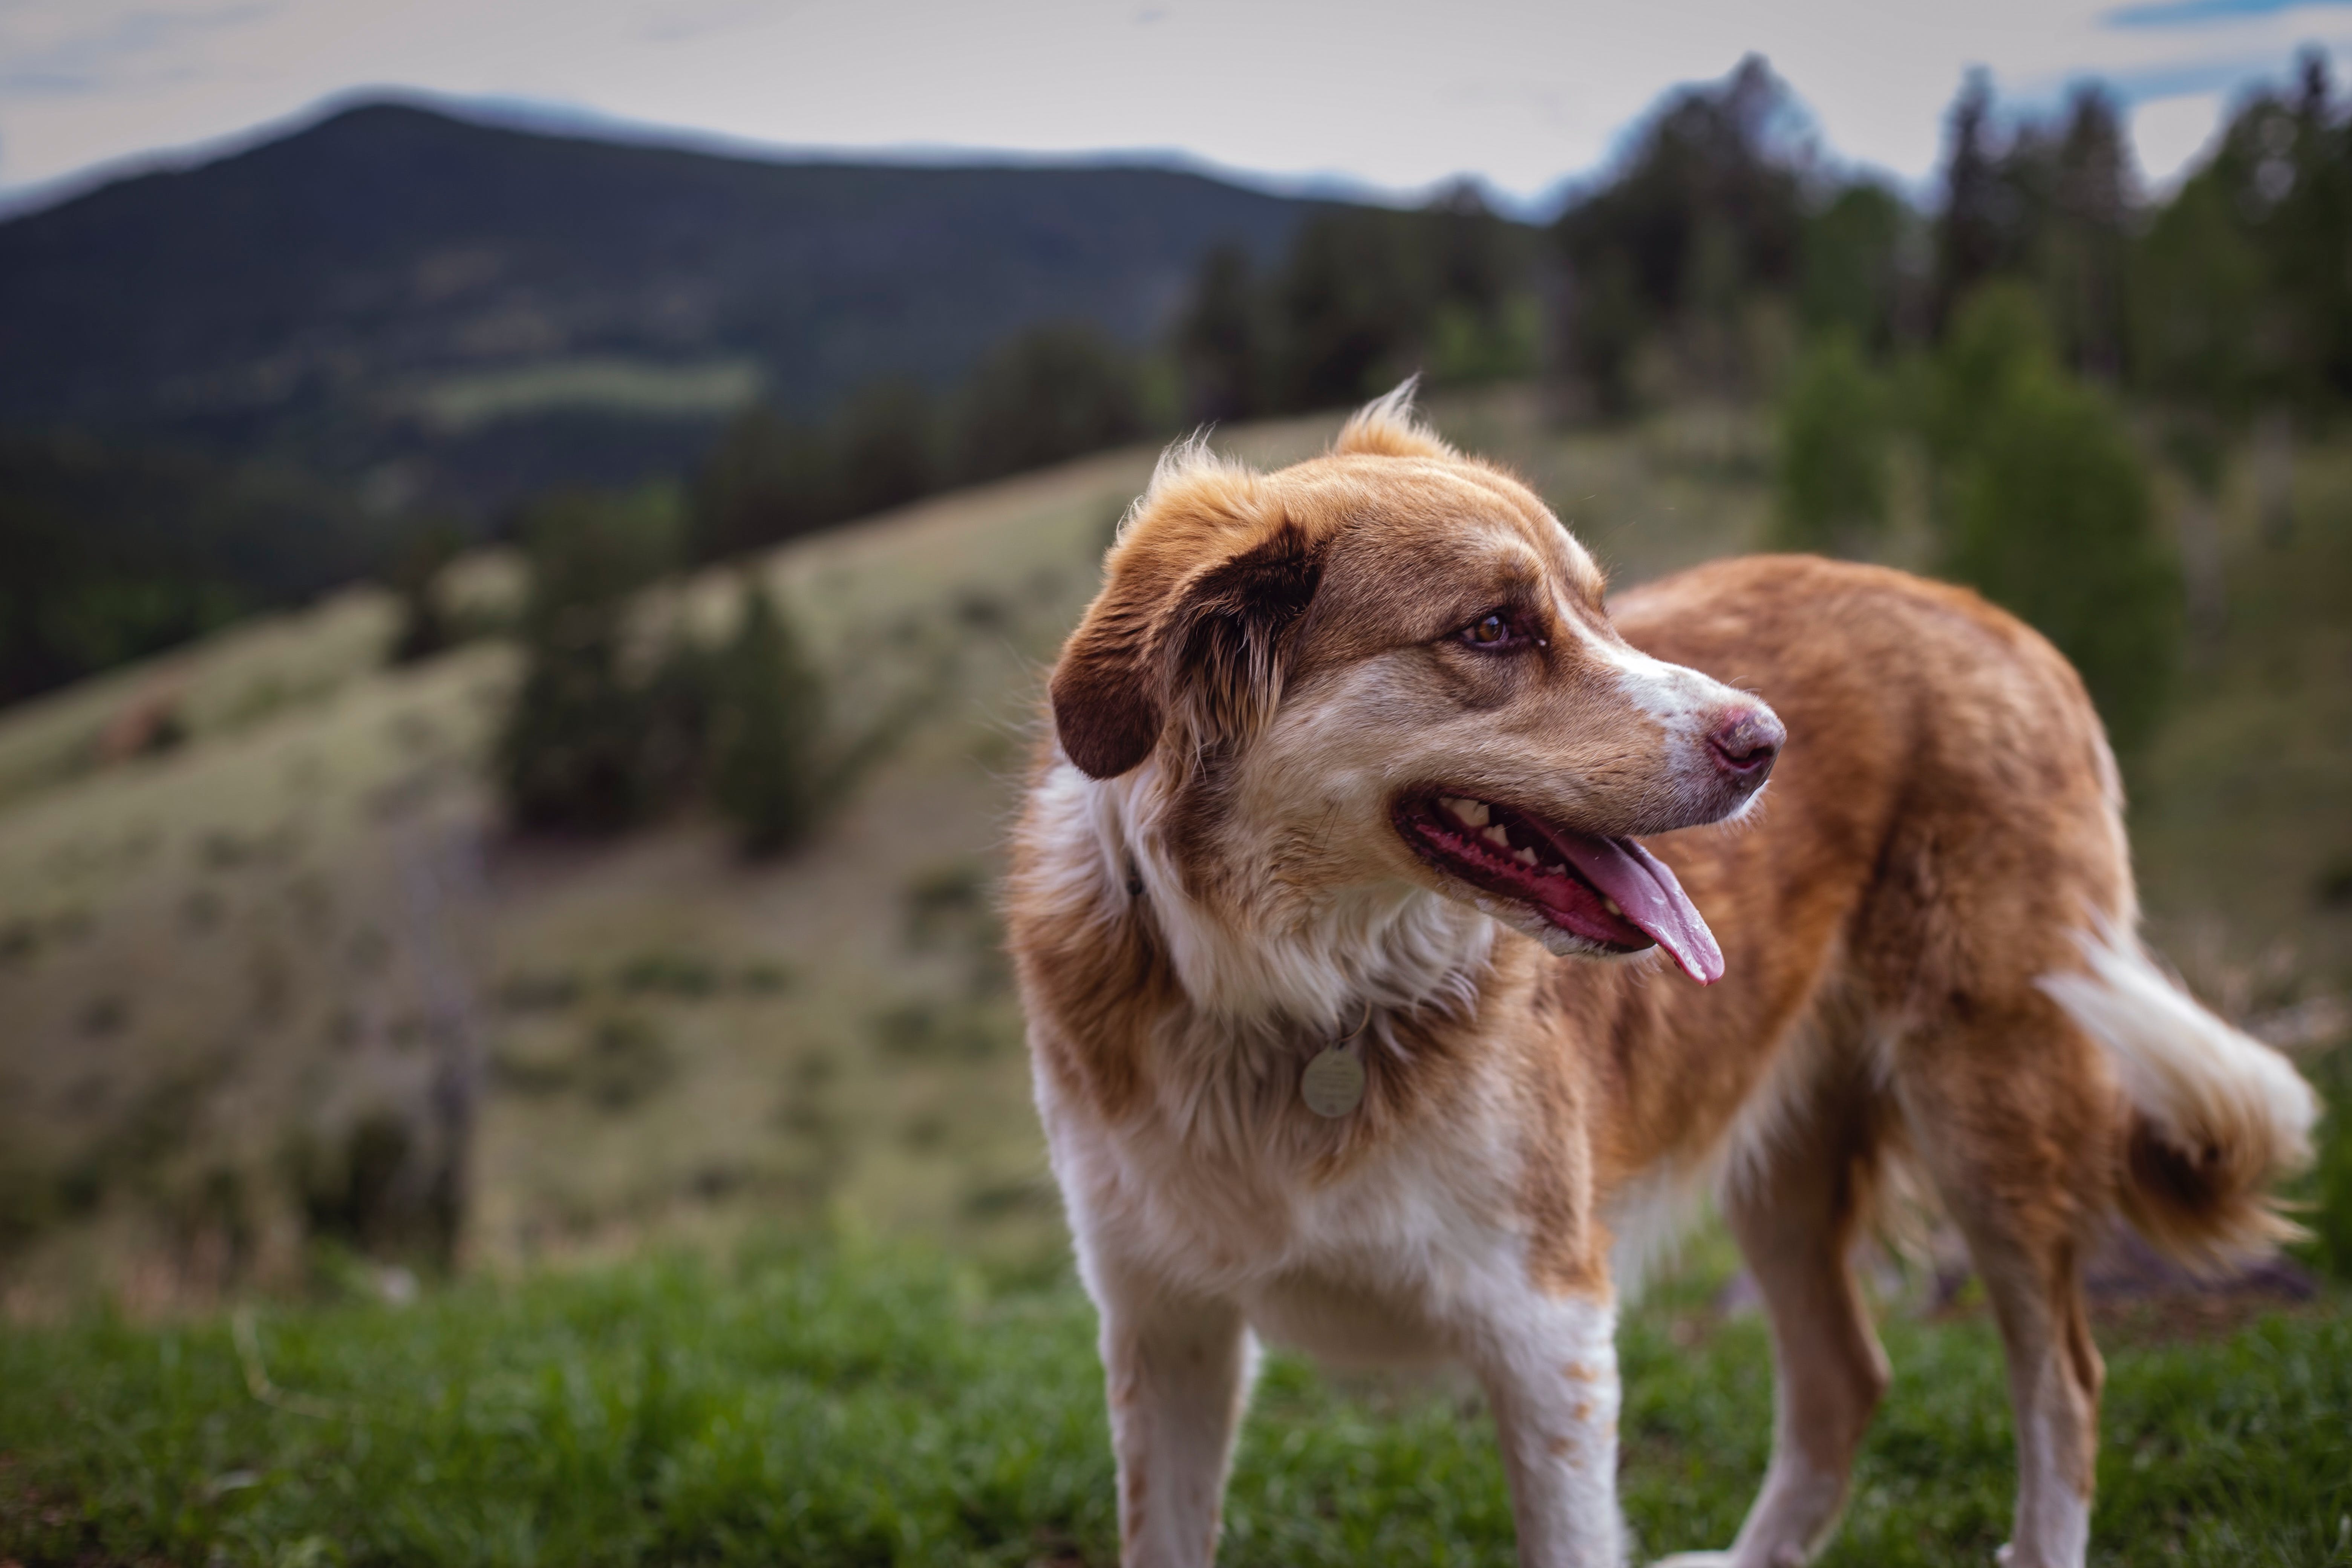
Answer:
[{"left": 1039, "top": 1043, "right": 1536, "bottom": 1364}]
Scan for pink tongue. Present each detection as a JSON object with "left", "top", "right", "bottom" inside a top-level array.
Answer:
[{"left": 1552, "top": 832, "right": 1724, "bottom": 985}]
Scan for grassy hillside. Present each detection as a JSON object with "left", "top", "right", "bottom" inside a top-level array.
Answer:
[
  {"left": 0, "top": 386, "right": 2345, "bottom": 1319},
  {"left": 2133, "top": 446, "right": 2352, "bottom": 1003},
  {"left": 2, "top": 1238, "right": 2344, "bottom": 1567}
]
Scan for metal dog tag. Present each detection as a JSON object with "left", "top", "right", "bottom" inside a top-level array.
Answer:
[{"left": 1301, "top": 1047, "right": 1366, "bottom": 1118}]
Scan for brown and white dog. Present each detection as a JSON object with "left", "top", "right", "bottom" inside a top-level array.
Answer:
[{"left": 1007, "top": 387, "right": 2317, "bottom": 1568}]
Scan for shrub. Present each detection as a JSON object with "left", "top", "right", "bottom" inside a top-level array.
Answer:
[
  {"left": 616, "top": 950, "right": 721, "bottom": 999},
  {"left": 580, "top": 1013, "right": 675, "bottom": 1112},
  {"left": 288, "top": 1110, "right": 457, "bottom": 1266},
  {"left": 386, "top": 521, "right": 466, "bottom": 665},
  {"left": 1770, "top": 331, "right": 1891, "bottom": 553},
  {"left": 2304, "top": 1043, "right": 2352, "bottom": 1282},
  {"left": 1927, "top": 282, "right": 2055, "bottom": 463}
]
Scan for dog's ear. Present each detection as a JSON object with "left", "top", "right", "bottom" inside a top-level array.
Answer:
[
  {"left": 1049, "top": 586, "right": 1165, "bottom": 780},
  {"left": 1161, "top": 520, "right": 1325, "bottom": 752},
  {"left": 1050, "top": 516, "right": 1327, "bottom": 780}
]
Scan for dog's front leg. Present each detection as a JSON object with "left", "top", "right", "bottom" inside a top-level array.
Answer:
[
  {"left": 1092, "top": 1258, "right": 1256, "bottom": 1568},
  {"left": 1468, "top": 1290, "right": 1627, "bottom": 1568}
]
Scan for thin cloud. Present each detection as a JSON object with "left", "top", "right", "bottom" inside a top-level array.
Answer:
[
  {"left": 0, "top": 69, "right": 100, "bottom": 96},
  {"left": 0, "top": 3, "right": 274, "bottom": 95},
  {"left": 2105, "top": 0, "right": 2352, "bottom": 28},
  {"left": 634, "top": 0, "right": 770, "bottom": 46}
]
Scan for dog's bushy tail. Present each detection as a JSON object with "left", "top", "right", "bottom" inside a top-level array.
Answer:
[{"left": 2040, "top": 924, "right": 2320, "bottom": 1268}]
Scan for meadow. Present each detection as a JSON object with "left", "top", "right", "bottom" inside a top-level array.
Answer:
[
  {"left": 2, "top": 385, "right": 2348, "bottom": 1563},
  {"left": 1, "top": 1237, "right": 2346, "bottom": 1567}
]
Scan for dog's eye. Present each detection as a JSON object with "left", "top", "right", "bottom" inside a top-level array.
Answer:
[{"left": 1461, "top": 612, "right": 1515, "bottom": 647}]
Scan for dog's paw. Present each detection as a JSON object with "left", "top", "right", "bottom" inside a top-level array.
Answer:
[{"left": 1650, "top": 1554, "right": 1735, "bottom": 1567}]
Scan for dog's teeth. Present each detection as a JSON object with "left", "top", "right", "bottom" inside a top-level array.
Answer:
[
  {"left": 1603, "top": 897, "right": 1623, "bottom": 917},
  {"left": 1544, "top": 862, "right": 1565, "bottom": 875},
  {"left": 1513, "top": 847, "right": 1538, "bottom": 866},
  {"left": 1482, "top": 824, "right": 1511, "bottom": 850},
  {"left": 1445, "top": 797, "right": 1490, "bottom": 828}
]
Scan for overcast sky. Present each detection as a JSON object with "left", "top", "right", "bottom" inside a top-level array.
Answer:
[{"left": 3, "top": 0, "right": 2349, "bottom": 211}]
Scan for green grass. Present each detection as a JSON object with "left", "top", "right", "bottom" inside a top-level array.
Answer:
[{"left": 2, "top": 1243, "right": 2345, "bottom": 1567}]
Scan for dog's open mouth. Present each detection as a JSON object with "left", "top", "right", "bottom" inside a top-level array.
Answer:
[{"left": 1395, "top": 793, "right": 1724, "bottom": 984}]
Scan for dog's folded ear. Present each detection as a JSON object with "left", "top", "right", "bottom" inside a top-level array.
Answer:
[
  {"left": 1051, "top": 513, "right": 1326, "bottom": 781},
  {"left": 1050, "top": 585, "right": 1165, "bottom": 780},
  {"left": 1161, "top": 521, "right": 1324, "bottom": 752}
]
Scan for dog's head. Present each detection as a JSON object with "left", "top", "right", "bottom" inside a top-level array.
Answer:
[{"left": 1049, "top": 386, "right": 1781, "bottom": 986}]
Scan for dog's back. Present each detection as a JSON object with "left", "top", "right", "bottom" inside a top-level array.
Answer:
[{"left": 1599, "top": 553, "right": 2310, "bottom": 1269}]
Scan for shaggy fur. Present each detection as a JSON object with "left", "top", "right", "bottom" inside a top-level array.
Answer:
[{"left": 1007, "top": 388, "right": 2317, "bottom": 1568}]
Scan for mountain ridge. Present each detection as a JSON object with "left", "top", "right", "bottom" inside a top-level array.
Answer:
[
  {"left": 0, "top": 100, "right": 1326, "bottom": 504},
  {"left": 0, "top": 87, "right": 1427, "bottom": 225}
]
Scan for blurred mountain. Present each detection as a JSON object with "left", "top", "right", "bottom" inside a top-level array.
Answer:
[{"left": 0, "top": 100, "right": 1317, "bottom": 510}]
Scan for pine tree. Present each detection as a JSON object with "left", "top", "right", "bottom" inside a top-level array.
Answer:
[
  {"left": 2133, "top": 173, "right": 2266, "bottom": 423},
  {"left": 1274, "top": 209, "right": 1432, "bottom": 409},
  {"left": 2043, "top": 87, "right": 2135, "bottom": 379},
  {"left": 1176, "top": 245, "right": 1266, "bottom": 425},
  {"left": 1548, "top": 55, "right": 1808, "bottom": 412},
  {"left": 688, "top": 406, "right": 842, "bottom": 561},
  {"left": 1935, "top": 72, "right": 2006, "bottom": 333},
  {"left": 1798, "top": 181, "right": 1911, "bottom": 352},
  {"left": 710, "top": 575, "right": 825, "bottom": 856},
  {"left": 835, "top": 381, "right": 942, "bottom": 518},
  {"left": 956, "top": 325, "right": 1145, "bottom": 481},
  {"left": 497, "top": 490, "right": 681, "bottom": 832}
]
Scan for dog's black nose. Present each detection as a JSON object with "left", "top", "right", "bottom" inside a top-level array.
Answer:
[{"left": 1707, "top": 706, "right": 1784, "bottom": 788}]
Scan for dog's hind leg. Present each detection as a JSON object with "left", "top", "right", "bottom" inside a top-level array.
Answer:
[
  {"left": 1657, "top": 1063, "right": 1891, "bottom": 1568},
  {"left": 1891, "top": 1003, "right": 2109, "bottom": 1568},
  {"left": 1091, "top": 1259, "right": 1256, "bottom": 1568}
]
